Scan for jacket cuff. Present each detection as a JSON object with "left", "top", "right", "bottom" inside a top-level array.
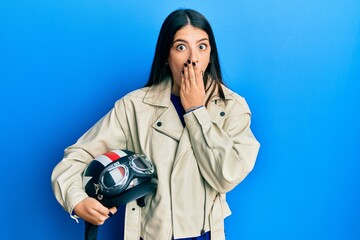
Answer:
[
  {"left": 185, "top": 105, "right": 204, "bottom": 113},
  {"left": 184, "top": 106, "right": 210, "bottom": 128},
  {"left": 66, "top": 187, "right": 88, "bottom": 219}
]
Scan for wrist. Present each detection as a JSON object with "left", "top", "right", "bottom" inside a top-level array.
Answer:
[{"left": 185, "top": 105, "right": 204, "bottom": 113}]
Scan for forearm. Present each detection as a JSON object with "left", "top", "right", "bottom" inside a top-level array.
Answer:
[
  {"left": 51, "top": 150, "right": 91, "bottom": 213},
  {"left": 184, "top": 107, "right": 260, "bottom": 193},
  {"left": 51, "top": 99, "right": 129, "bottom": 214}
]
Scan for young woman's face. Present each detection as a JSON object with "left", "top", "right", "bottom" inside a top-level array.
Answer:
[{"left": 168, "top": 25, "right": 211, "bottom": 95}]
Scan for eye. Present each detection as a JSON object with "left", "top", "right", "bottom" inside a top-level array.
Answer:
[
  {"left": 176, "top": 44, "right": 187, "bottom": 51},
  {"left": 199, "top": 43, "right": 207, "bottom": 50}
]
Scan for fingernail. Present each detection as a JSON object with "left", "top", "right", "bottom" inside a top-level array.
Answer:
[
  {"left": 187, "top": 59, "right": 191, "bottom": 64},
  {"left": 184, "top": 63, "right": 188, "bottom": 67},
  {"left": 192, "top": 62, "right": 196, "bottom": 66}
]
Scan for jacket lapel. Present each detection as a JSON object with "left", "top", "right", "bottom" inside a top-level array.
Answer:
[
  {"left": 152, "top": 107, "right": 183, "bottom": 141},
  {"left": 144, "top": 80, "right": 183, "bottom": 141}
]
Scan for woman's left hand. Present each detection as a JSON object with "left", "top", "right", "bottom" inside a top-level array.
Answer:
[{"left": 180, "top": 60, "right": 205, "bottom": 111}]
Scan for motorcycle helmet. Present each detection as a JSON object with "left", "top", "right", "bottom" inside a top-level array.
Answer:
[{"left": 82, "top": 149, "right": 157, "bottom": 208}]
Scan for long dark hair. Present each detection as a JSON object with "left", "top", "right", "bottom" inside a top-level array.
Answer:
[{"left": 145, "top": 9, "right": 225, "bottom": 105}]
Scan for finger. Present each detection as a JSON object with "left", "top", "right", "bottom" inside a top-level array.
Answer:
[
  {"left": 108, "top": 207, "right": 117, "bottom": 217},
  {"left": 183, "top": 63, "right": 189, "bottom": 90},
  {"left": 187, "top": 61, "right": 196, "bottom": 86},
  {"left": 74, "top": 198, "right": 109, "bottom": 225},
  {"left": 92, "top": 201, "right": 110, "bottom": 217},
  {"left": 91, "top": 204, "right": 111, "bottom": 225},
  {"left": 192, "top": 62, "right": 203, "bottom": 87},
  {"left": 109, "top": 207, "right": 117, "bottom": 214},
  {"left": 86, "top": 208, "right": 108, "bottom": 225},
  {"left": 181, "top": 69, "right": 186, "bottom": 90}
]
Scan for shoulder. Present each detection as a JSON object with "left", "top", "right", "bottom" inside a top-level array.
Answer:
[
  {"left": 221, "top": 85, "right": 251, "bottom": 114},
  {"left": 125, "top": 86, "right": 150, "bottom": 100},
  {"left": 114, "top": 86, "right": 150, "bottom": 106}
]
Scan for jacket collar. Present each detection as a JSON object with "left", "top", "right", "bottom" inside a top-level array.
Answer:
[{"left": 142, "top": 79, "right": 172, "bottom": 108}]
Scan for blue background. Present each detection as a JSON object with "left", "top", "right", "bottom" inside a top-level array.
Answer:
[{"left": 1, "top": 0, "right": 359, "bottom": 239}]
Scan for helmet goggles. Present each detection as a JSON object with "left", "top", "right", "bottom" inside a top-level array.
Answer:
[
  {"left": 83, "top": 150, "right": 157, "bottom": 208},
  {"left": 97, "top": 153, "right": 155, "bottom": 199}
]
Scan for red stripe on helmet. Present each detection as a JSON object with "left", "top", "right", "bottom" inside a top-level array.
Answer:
[{"left": 104, "top": 151, "right": 121, "bottom": 161}]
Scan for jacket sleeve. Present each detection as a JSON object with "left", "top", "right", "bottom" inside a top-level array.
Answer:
[
  {"left": 183, "top": 96, "right": 260, "bottom": 193},
  {"left": 51, "top": 99, "right": 129, "bottom": 214}
]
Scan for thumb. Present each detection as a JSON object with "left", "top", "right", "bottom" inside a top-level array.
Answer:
[{"left": 108, "top": 207, "right": 118, "bottom": 217}]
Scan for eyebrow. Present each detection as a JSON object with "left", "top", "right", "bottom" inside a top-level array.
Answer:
[{"left": 173, "top": 38, "right": 209, "bottom": 44}]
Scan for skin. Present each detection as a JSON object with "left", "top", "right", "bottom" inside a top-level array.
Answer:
[
  {"left": 74, "top": 25, "right": 211, "bottom": 225},
  {"left": 74, "top": 197, "right": 117, "bottom": 225},
  {"left": 168, "top": 25, "right": 211, "bottom": 110}
]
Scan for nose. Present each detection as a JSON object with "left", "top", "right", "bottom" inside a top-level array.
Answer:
[{"left": 188, "top": 48, "right": 199, "bottom": 63}]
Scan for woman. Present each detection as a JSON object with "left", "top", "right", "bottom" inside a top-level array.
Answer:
[{"left": 51, "top": 9, "right": 260, "bottom": 240}]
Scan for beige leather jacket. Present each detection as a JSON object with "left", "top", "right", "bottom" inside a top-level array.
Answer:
[{"left": 51, "top": 80, "right": 260, "bottom": 240}]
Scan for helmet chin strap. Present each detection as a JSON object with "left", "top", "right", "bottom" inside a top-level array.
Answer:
[{"left": 85, "top": 221, "right": 98, "bottom": 240}]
